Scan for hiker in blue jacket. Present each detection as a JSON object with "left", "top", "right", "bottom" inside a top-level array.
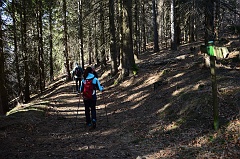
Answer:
[
  {"left": 80, "top": 67, "right": 104, "bottom": 129},
  {"left": 91, "top": 64, "right": 98, "bottom": 78}
]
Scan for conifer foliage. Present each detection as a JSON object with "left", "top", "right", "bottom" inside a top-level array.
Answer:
[{"left": 0, "top": 0, "right": 239, "bottom": 114}]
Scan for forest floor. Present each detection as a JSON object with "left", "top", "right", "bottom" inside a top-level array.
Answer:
[{"left": 0, "top": 40, "right": 240, "bottom": 159}]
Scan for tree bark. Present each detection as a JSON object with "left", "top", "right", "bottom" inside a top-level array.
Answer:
[
  {"left": 133, "top": 0, "right": 139, "bottom": 59},
  {"left": 109, "top": 0, "right": 118, "bottom": 76},
  {"left": 63, "top": 0, "right": 71, "bottom": 81},
  {"left": 0, "top": 1, "right": 9, "bottom": 114},
  {"left": 122, "top": 0, "right": 135, "bottom": 77},
  {"left": 12, "top": 0, "right": 21, "bottom": 94},
  {"left": 94, "top": 16, "right": 99, "bottom": 65},
  {"left": 88, "top": 22, "right": 92, "bottom": 65},
  {"left": 21, "top": 0, "right": 30, "bottom": 103},
  {"left": 152, "top": 0, "right": 160, "bottom": 52},
  {"left": 37, "top": 0, "right": 45, "bottom": 92},
  {"left": 170, "top": 0, "right": 177, "bottom": 50},
  {"left": 215, "top": 0, "right": 220, "bottom": 41},
  {"left": 49, "top": 1, "right": 54, "bottom": 81},
  {"left": 141, "top": 1, "right": 146, "bottom": 52},
  {"left": 118, "top": 0, "right": 123, "bottom": 74},
  {"left": 204, "top": 0, "right": 214, "bottom": 44},
  {"left": 100, "top": 0, "right": 107, "bottom": 69},
  {"left": 78, "top": 0, "right": 84, "bottom": 69}
]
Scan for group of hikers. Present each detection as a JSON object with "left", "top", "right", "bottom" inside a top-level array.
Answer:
[{"left": 71, "top": 63, "right": 104, "bottom": 129}]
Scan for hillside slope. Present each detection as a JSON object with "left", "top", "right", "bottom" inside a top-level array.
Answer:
[{"left": 0, "top": 43, "right": 239, "bottom": 159}]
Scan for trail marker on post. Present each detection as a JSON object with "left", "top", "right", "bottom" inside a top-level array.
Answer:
[
  {"left": 207, "top": 41, "right": 219, "bottom": 130},
  {"left": 206, "top": 41, "right": 229, "bottom": 59}
]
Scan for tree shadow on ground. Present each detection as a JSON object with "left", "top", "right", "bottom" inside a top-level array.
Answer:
[{"left": 1, "top": 41, "right": 240, "bottom": 159}]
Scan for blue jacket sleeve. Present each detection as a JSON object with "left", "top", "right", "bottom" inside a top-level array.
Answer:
[{"left": 94, "top": 78, "right": 104, "bottom": 91}]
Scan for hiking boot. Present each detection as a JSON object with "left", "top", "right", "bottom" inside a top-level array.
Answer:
[{"left": 92, "top": 119, "right": 96, "bottom": 129}]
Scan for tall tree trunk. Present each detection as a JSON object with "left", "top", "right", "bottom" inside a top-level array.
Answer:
[
  {"left": 88, "top": 23, "right": 92, "bottom": 65},
  {"left": 170, "top": 0, "right": 177, "bottom": 50},
  {"left": 136, "top": 0, "right": 141, "bottom": 56},
  {"left": 0, "top": 1, "right": 9, "bottom": 115},
  {"left": 141, "top": 1, "right": 146, "bottom": 52},
  {"left": 121, "top": 3, "right": 128, "bottom": 78},
  {"left": 122, "top": 0, "right": 135, "bottom": 77},
  {"left": 189, "top": 0, "right": 195, "bottom": 43},
  {"left": 118, "top": 0, "right": 123, "bottom": 73},
  {"left": 133, "top": 0, "right": 139, "bottom": 59},
  {"left": 175, "top": 0, "right": 181, "bottom": 45},
  {"left": 12, "top": 0, "right": 21, "bottom": 94},
  {"left": 78, "top": 0, "right": 84, "bottom": 69},
  {"left": 152, "top": 0, "right": 160, "bottom": 52},
  {"left": 126, "top": 0, "right": 135, "bottom": 71},
  {"left": 63, "top": 0, "right": 71, "bottom": 81},
  {"left": 164, "top": 4, "right": 169, "bottom": 48},
  {"left": 21, "top": 0, "right": 30, "bottom": 103},
  {"left": 205, "top": 0, "right": 219, "bottom": 130},
  {"left": 37, "top": 0, "right": 45, "bottom": 92},
  {"left": 100, "top": 1, "right": 106, "bottom": 69},
  {"left": 94, "top": 16, "right": 99, "bottom": 65},
  {"left": 49, "top": 1, "right": 54, "bottom": 81},
  {"left": 205, "top": 0, "right": 214, "bottom": 44},
  {"left": 156, "top": 0, "right": 163, "bottom": 47},
  {"left": 109, "top": 0, "right": 118, "bottom": 76},
  {"left": 215, "top": 0, "right": 220, "bottom": 41}
]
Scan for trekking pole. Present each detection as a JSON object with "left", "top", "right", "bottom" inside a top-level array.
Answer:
[
  {"left": 102, "top": 92, "right": 108, "bottom": 122},
  {"left": 75, "top": 93, "right": 81, "bottom": 126},
  {"left": 72, "top": 76, "right": 75, "bottom": 93}
]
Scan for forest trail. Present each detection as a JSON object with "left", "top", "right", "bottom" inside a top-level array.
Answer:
[{"left": 1, "top": 43, "right": 240, "bottom": 159}]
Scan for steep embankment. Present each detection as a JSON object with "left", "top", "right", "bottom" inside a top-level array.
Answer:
[{"left": 0, "top": 43, "right": 240, "bottom": 159}]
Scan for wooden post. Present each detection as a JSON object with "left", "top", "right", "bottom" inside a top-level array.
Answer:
[
  {"left": 207, "top": 41, "right": 219, "bottom": 130},
  {"left": 210, "top": 56, "right": 219, "bottom": 130}
]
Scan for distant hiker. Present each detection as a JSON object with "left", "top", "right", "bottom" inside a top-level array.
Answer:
[
  {"left": 80, "top": 67, "right": 104, "bottom": 129},
  {"left": 91, "top": 64, "right": 98, "bottom": 78},
  {"left": 72, "top": 63, "right": 83, "bottom": 93}
]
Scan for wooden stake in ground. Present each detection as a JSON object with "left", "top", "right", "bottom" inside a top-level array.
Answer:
[
  {"left": 208, "top": 41, "right": 219, "bottom": 130},
  {"left": 210, "top": 56, "right": 219, "bottom": 130}
]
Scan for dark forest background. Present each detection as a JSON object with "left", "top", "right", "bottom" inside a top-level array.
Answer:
[{"left": 0, "top": 0, "right": 239, "bottom": 115}]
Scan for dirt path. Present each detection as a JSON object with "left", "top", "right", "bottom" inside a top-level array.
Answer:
[{"left": 1, "top": 46, "right": 240, "bottom": 159}]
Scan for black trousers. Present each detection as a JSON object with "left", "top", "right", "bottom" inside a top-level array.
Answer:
[
  {"left": 75, "top": 77, "right": 81, "bottom": 92},
  {"left": 83, "top": 99, "right": 97, "bottom": 124}
]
